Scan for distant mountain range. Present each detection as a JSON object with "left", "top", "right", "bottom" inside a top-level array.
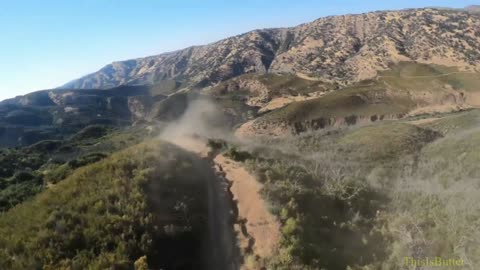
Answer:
[
  {"left": 2, "top": 6, "right": 480, "bottom": 148},
  {"left": 62, "top": 7, "right": 480, "bottom": 90}
]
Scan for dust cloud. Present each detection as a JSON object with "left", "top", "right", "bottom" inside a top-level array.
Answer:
[{"left": 159, "top": 96, "right": 232, "bottom": 154}]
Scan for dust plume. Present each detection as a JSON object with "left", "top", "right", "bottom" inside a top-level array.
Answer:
[{"left": 159, "top": 96, "right": 232, "bottom": 154}]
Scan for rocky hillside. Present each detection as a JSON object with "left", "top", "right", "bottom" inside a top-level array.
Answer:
[{"left": 63, "top": 8, "right": 480, "bottom": 89}]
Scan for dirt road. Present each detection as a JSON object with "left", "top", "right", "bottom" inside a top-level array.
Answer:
[
  {"left": 162, "top": 135, "right": 240, "bottom": 270},
  {"left": 163, "top": 134, "right": 280, "bottom": 269}
]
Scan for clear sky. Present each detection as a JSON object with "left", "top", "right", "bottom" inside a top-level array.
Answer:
[{"left": 0, "top": 0, "right": 474, "bottom": 101}]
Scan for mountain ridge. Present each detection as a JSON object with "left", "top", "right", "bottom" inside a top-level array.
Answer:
[{"left": 62, "top": 7, "right": 480, "bottom": 90}]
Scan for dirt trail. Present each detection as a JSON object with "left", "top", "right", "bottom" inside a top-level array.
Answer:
[
  {"left": 214, "top": 154, "right": 281, "bottom": 265},
  {"left": 409, "top": 117, "right": 442, "bottom": 126},
  {"left": 162, "top": 135, "right": 240, "bottom": 270},
  {"left": 378, "top": 71, "right": 476, "bottom": 79},
  {"left": 164, "top": 134, "right": 280, "bottom": 269},
  {"left": 258, "top": 93, "right": 325, "bottom": 113}
]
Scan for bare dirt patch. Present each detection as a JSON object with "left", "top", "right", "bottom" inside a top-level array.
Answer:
[
  {"left": 235, "top": 120, "right": 291, "bottom": 139},
  {"left": 466, "top": 92, "right": 480, "bottom": 107},
  {"left": 259, "top": 96, "right": 298, "bottom": 113},
  {"left": 234, "top": 120, "right": 257, "bottom": 139},
  {"left": 409, "top": 117, "right": 442, "bottom": 126},
  {"left": 258, "top": 93, "right": 325, "bottom": 113},
  {"left": 407, "top": 104, "right": 468, "bottom": 117}
]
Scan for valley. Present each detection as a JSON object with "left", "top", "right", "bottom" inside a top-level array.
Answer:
[{"left": 0, "top": 5, "right": 480, "bottom": 270}]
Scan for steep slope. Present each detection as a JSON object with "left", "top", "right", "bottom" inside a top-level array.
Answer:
[{"left": 63, "top": 8, "right": 480, "bottom": 89}]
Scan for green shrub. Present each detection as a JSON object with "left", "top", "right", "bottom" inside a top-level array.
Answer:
[
  {"left": 207, "top": 138, "right": 227, "bottom": 151},
  {"left": 0, "top": 173, "right": 43, "bottom": 212},
  {"left": 239, "top": 146, "right": 387, "bottom": 269},
  {"left": 26, "top": 140, "right": 62, "bottom": 153},
  {"left": 225, "top": 146, "right": 252, "bottom": 162},
  {"left": 12, "top": 171, "right": 36, "bottom": 183},
  {"left": 67, "top": 153, "right": 107, "bottom": 168},
  {"left": 71, "top": 125, "right": 110, "bottom": 141},
  {"left": 43, "top": 164, "right": 72, "bottom": 184}
]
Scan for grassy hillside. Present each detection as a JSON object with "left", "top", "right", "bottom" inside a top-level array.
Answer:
[
  {"left": 0, "top": 125, "right": 156, "bottom": 212},
  {"left": 0, "top": 140, "right": 210, "bottom": 270},
  {"left": 250, "top": 63, "right": 480, "bottom": 135},
  {"left": 417, "top": 113, "right": 480, "bottom": 181},
  {"left": 218, "top": 138, "right": 386, "bottom": 269},
  {"left": 420, "top": 109, "right": 480, "bottom": 135},
  {"left": 379, "top": 62, "right": 480, "bottom": 93},
  {"left": 220, "top": 109, "right": 480, "bottom": 269},
  {"left": 338, "top": 122, "right": 440, "bottom": 166},
  {"left": 377, "top": 112, "right": 480, "bottom": 269},
  {"left": 261, "top": 84, "right": 412, "bottom": 123}
]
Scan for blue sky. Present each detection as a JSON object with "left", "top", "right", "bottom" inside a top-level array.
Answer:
[{"left": 0, "top": 0, "right": 474, "bottom": 101}]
